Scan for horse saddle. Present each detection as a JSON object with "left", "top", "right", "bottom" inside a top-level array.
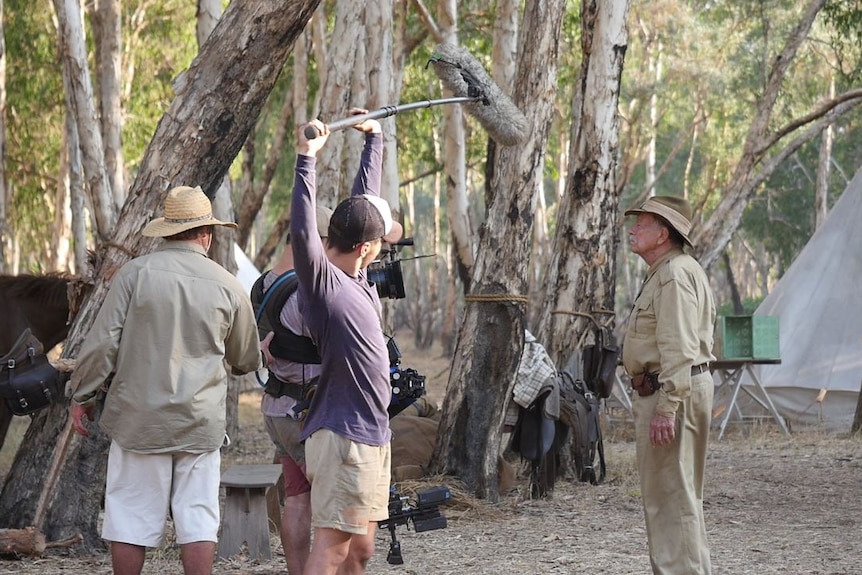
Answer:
[{"left": 0, "top": 328, "right": 63, "bottom": 416}]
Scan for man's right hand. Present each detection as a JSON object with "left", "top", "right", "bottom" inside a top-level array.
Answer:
[
  {"left": 298, "top": 119, "right": 330, "bottom": 157},
  {"left": 348, "top": 108, "right": 382, "bottom": 134},
  {"left": 70, "top": 402, "right": 94, "bottom": 437}
]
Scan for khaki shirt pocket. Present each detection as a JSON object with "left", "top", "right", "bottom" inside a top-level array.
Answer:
[{"left": 629, "top": 299, "right": 656, "bottom": 339}]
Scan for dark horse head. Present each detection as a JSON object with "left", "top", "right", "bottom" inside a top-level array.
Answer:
[{"left": 0, "top": 273, "right": 74, "bottom": 355}]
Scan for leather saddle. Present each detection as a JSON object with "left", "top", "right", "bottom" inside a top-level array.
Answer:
[{"left": 0, "top": 328, "right": 63, "bottom": 416}]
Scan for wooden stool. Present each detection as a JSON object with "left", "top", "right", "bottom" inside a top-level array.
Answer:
[{"left": 218, "top": 464, "right": 283, "bottom": 560}]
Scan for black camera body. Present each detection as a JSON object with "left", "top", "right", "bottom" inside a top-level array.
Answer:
[
  {"left": 368, "top": 238, "right": 414, "bottom": 300},
  {"left": 368, "top": 259, "right": 405, "bottom": 299},
  {"left": 378, "top": 485, "right": 452, "bottom": 564}
]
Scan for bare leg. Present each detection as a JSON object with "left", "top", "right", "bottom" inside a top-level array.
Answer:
[
  {"left": 303, "top": 527, "right": 351, "bottom": 575},
  {"left": 282, "top": 492, "right": 312, "bottom": 575},
  {"left": 111, "top": 542, "right": 146, "bottom": 575},
  {"left": 180, "top": 541, "right": 215, "bottom": 575},
  {"left": 337, "top": 523, "right": 376, "bottom": 575}
]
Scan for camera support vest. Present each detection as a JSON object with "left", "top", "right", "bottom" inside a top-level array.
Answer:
[{"left": 250, "top": 270, "right": 321, "bottom": 365}]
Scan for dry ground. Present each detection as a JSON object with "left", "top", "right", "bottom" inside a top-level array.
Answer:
[{"left": 2, "top": 331, "right": 862, "bottom": 574}]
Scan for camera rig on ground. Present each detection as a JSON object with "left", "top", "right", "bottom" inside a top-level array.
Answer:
[
  {"left": 386, "top": 337, "right": 426, "bottom": 418},
  {"left": 378, "top": 484, "right": 452, "bottom": 565}
]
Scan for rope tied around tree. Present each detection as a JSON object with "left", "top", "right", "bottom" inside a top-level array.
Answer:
[{"left": 464, "top": 293, "right": 529, "bottom": 305}]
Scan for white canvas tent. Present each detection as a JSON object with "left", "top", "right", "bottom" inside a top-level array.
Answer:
[
  {"left": 736, "top": 167, "right": 862, "bottom": 430},
  {"left": 233, "top": 243, "right": 260, "bottom": 293}
]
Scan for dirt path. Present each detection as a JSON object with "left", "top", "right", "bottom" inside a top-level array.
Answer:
[
  {"left": 3, "top": 417, "right": 861, "bottom": 574},
  {"left": 3, "top": 332, "right": 861, "bottom": 574}
]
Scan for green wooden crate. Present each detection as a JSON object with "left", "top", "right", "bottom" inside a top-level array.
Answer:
[{"left": 714, "top": 315, "right": 780, "bottom": 361}]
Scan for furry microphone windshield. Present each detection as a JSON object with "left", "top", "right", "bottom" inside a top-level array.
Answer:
[
  {"left": 304, "top": 44, "right": 529, "bottom": 146},
  {"left": 427, "top": 43, "right": 529, "bottom": 146}
]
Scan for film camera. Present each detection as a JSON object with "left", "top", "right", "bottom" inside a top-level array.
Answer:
[
  {"left": 368, "top": 237, "right": 415, "bottom": 300},
  {"left": 378, "top": 484, "right": 452, "bottom": 565},
  {"left": 386, "top": 337, "right": 426, "bottom": 418}
]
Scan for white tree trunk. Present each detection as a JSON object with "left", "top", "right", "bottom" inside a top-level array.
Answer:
[
  {"left": 432, "top": 0, "right": 565, "bottom": 500},
  {"left": 0, "top": 0, "right": 7, "bottom": 273},
  {"left": 537, "top": 0, "right": 631, "bottom": 365},
  {"left": 92, "top": 0, "right": 124, "bottom": 205},
  {"left": 815, "top": 76, "right": 834, "bottom": 230},
  {"left": 366, "top": 0, "right": 400, "bottom": 214},
  {"left": 53, "top": 0, "right": 116, "bottom": 243},
  {"left": 492, "top": 0, "right": 519, "bottom": 94},
  {"left": 314, "top": 0, "right": 362, "bottom": 207},
  {"left": 437, "top": 0, "right": 474, "bottom": 286}
]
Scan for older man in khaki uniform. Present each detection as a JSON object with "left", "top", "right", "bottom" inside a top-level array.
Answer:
[{"left": 622, "top": 196, "right": 716, "bottom": 575}]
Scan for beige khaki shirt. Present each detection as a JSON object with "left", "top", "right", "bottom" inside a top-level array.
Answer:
[
  {"left": 623, "top": 247, "right": 716, "bottom": 417},
  {"left": 71, "top": 241, "right": 261, "bottom": 453}
]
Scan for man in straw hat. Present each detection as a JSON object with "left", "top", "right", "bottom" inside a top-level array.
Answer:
[
  {"left": 622, "top": 195, "right": 716, "bottom": 575},
  {"left": 69, "top": 185, "right": 262, "bottom": 575},
  {"left": 290, "top": 111, "right": 402, "bottom": 575}
]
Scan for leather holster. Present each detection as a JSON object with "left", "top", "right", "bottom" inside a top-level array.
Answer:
[{"left": 631, "top": 372, "right": 661, "bottom": 397}]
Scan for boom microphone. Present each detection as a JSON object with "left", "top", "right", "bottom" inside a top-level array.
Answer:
[
  {"left": 305, "top": 44, "right": 528, "bottom": 146},
  {"left": 303, "top": 98, "right": 483, "bottom": 141},
  {"left": 427, "top": 43, "right": 529, "bottom": 146}
]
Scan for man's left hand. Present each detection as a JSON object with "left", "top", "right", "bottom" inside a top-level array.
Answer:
[{"left": 649, "top": 413, "right": 676, "bottom": 447}]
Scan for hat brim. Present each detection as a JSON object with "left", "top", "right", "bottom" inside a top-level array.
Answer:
[
  {"left": 142, "top": 217, "right": 238, "bottom": 238},
  {"left": 624, "top": 207, "right": 692, "bottom": 247},
  {"left": 382, "top": 221, "right": 404, "bottom": 244}
]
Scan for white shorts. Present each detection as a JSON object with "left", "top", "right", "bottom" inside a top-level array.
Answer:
[{"left": 101, "top": 440, "right": 221, "bottom": 547}]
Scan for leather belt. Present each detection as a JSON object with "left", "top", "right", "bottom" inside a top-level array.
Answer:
[{"left": 691, "top": 363, "right": 709, "bottom": 376}]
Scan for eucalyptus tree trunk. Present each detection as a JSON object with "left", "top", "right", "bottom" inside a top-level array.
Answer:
[
  {"left": 0, "top": 0, "right": 321, "bottom": 546},
  {"left": 815, "top": 77, "right": 835, "bottom": 230},
  {"left": 437, "top": 0, "right": 473, "bottom": 289},
  {"left": 0, "top": 0, "right": 7, "bottom": 274},
  {"left": 366, "top": 0, "right": 399, "bottom": 212},
  {"left": 314, "top": 0, "right": 362, "bottom": 207},
  {"left": 431, "top": 0, "right": 566, "bottom": 501},
  {"left": 51, "top": 143, "right": 72, "bottom": 271},
  {"left": 52, "top": 0, "right": 116, "bottom": 243},
  {"left": 252, "top": 30, "right": 313, "bottom": 270},
  {"left": 195, "top": 0, "right": 244, "bottom": 446},
  {"left": 90, "top": 0, "right": 124, "bottom": 206},
  {"left": 537, "top": 0, "right": 631, "bottom": 368}
]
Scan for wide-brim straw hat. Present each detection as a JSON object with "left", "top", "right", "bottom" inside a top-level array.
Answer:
[
  {"left": 624, "top": 195, "right": 693, "bottom": 247},
  {"left": 142, "top": 185, "right": 238, "bottom": 237}
]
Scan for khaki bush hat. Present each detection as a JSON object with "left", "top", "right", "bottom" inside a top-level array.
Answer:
[
  {"left": 624, "top": 195, "right": 693, "bottom": 247},
  {"left": 142, "top": 185, "right": 238, "bottom": 237}
]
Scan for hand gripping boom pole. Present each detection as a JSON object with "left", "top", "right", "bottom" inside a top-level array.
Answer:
[
  {"left": 306, "top": 44, "right": 529, "bottom": 146},
  {"left": 303, "top": 96, "right": 483, "bottom": 141}
]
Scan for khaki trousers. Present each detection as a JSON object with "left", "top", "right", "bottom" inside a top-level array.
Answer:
[{"left": 634, "top": 373, "right": 713, "bottom": 575}]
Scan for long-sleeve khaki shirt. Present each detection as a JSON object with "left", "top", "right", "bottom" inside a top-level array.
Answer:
[
  {"left": 622, "top": 247, "right": 716, "bottom": 417},
  {"left": 70, "top": 241, "right": 261, "bottom": 453}
]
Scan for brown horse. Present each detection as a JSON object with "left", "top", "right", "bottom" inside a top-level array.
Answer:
[{"left": 0, "top": 273, "right": 76, "bottom": 454}]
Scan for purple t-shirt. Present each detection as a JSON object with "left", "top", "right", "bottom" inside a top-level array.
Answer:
[{"left": 291, "top": 133, "right": 392, "bottom": 446}]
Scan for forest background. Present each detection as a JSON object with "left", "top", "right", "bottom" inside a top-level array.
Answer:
[
  {"left": 0, "top": 0, "right": 861, "bottom": 547},
  {"left": 2, "top": 0, "right": 861, "bottom": 330}
]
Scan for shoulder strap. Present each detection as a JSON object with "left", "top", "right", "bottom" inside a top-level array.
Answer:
[{"left": 255, "top": 270, "right": 298, "bottom": 324}]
